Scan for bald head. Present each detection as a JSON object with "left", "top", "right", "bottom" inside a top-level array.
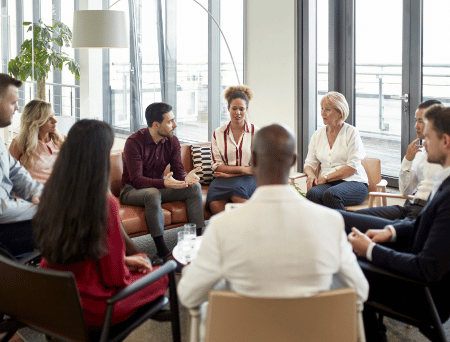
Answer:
[{"left": 251, "top": 124, "right": 297, "bottom": 186}]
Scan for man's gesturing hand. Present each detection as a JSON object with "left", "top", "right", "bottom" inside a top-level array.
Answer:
[
  {"left": 185, "top": 167, "right": 201, "bottom": 185},
  {"left": 164, "top": 172, "right": 188, "bottom": 189}
]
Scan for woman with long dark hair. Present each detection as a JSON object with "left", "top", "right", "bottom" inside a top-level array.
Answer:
[{"left": 34, "top": 119, "right": 168, "bottom": 329}]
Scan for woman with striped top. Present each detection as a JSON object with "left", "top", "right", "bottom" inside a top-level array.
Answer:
[{"left": 206, "top": 85, "right": 259, "bottom": 214}]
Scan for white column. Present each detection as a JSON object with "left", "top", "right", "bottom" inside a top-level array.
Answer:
[
  {"left": 78, "top": 0, "right": 104, "bottom": 120},
  {"left": 244, "top": 0, "right": 297, "bottom": 132}
]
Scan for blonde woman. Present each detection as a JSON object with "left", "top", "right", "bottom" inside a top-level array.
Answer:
[
  {"left": 9, "top": 99, "right": 65, "bottom": 184},
  {"left": 206, "top": 85, "right": 259, "bottom": 214},
  {"left": 304, "top": 91, "right": 368, "bottom": 209}
]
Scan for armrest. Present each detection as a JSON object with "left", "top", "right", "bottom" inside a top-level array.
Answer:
[
  {"left": 107, "top": 260, "right": 177, "bottom": 304},
  {"left": 289, "top": 173, "right": 307, "bottom": 185},
  {"left": 358, "top": 260, "right": 427, "bottom": 286},
  {"left": 376, "top": 179, "right": 388, "bottom": 190},
  {"left": 18, "top": 250, "right": 42, "bottom": 265},
  {"left": 368, "top": 192, "right": 414, "bottom": 200}
]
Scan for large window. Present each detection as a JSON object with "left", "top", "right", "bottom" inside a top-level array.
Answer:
[
  {"left": 0, "top": 0, "right": 79, "bottom": 120},
  {"left": 316, "top": 0, "right": 328, "bottom": 129},
  {"left": 106, "top": 0, "right": 245, "bottom": 142},
  {"left": 423, "top": 1, "right": 450, "bottom": 108},
  {"left": 306, "top": 0, "right": 449, "bottom": 185},
  {"left": 355, "top": 0, "right": 403, "bottom": 178}
]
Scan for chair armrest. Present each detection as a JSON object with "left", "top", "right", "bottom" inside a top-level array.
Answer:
[
  {"left": 368, "top": 192, "right": 414, "bottom": 200},
  {"left": 358, "top": 260, "right": 427, "bottom": 286},
  {"left": 289, "top": 173, "right": 307, "bottom": 185},
  {"left": 107, "top": 260, "right": 177, "bottom": 305},
  {"left": 376, "top": 179, "right": 388, "bottom": 190},
  {"left": 18, "top": 250, "right": 42, "bottom": 265}
]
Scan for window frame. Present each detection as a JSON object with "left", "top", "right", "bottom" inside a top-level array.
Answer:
[{"left": 298, "top": 0, "right": 425, "bottom": 188}]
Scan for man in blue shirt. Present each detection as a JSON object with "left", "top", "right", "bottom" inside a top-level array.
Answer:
[{"left": 0, "top": 73, "right": 43, "bottom": 257}]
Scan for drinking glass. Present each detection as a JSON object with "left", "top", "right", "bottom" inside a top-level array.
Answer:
[
  {"left": 177, "top": 231, "right": 188, "bottom": 259},
  {"left": 183, "top": 224, "right": 196, "bottom": 262},
  {"left": 184, "top": 223, "right": 197, "bottom": 238}
]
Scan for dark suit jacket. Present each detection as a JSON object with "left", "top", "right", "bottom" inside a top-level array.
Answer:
[{"left": 371, "top": 175, "right": 450, "bottom": 283}]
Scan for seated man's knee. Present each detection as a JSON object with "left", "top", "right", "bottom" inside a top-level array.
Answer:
[
  {"left": 188, "top": 182, "right": 202, "bottom": 195},
  {"left": 143, "top": 188, "right": 161, "bottom": 206}
]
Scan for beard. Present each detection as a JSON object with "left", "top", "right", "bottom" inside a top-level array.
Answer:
[
  {"left": 158, "top": 129, "right": 174, "bottom": 138},
  {"left": 0, "top": 118, "right": 11, "bottom": 128},
  {"left": 427, "top": 154, "right": 445, "bottom": 166}
]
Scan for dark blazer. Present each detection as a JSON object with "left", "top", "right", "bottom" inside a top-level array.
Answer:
[{"left": 371, "top": 175, "right": 450, "bottom": 282}]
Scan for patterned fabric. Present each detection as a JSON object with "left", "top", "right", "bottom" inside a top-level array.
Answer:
[
  {"left": 211, "top": 121, "right": 259, "bottom": 171},
  {"left": 191, "top": 145, "right": 214, "bottom": 185}
]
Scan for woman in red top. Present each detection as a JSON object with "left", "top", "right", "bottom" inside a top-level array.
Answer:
[{"left": 34, "top": 119, "right": 168, "bottom": 329}]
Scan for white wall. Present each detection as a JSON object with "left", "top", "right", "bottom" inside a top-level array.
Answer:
[{"left": 245, "top": 0, "right": 297, "bottom": 133}]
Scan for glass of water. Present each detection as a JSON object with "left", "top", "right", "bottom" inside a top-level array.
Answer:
[
  {"left": 184, "top": 223, "right": 197, "bottom": 237},
  {"left": 183, "top": 224, "right": 196, "bottom": 262},
  {"left": 177, "top": 231, "right": 188, "bottom": 260}
]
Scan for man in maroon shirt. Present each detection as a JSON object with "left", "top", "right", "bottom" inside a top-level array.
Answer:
[{"left": 120, "top": 102, "right": 204, "bottom": 258}]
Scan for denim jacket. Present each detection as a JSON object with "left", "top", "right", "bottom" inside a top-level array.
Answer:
[{"left": 0, "top": 137, "right": 43, "bottom": 223}]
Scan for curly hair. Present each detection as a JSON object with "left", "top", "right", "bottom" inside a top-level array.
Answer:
[
  {"left": 15, "top": 99, "right": 64, "bottom": 169},
  {"left": 224, "top": 85, "right": 254, "bottom": 107}
]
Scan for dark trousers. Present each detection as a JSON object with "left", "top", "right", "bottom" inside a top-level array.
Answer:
[
  {"left": 306, "top": 180, "right": 368, "bottom": 210},
  {"left": 354, "top": 200, "right": 424, "bottom": 220},
  {"left": 0, "top": 220, "right": 35, "bottom": 257},
  {"left": 338, "top": 201, "right": 425, "bottom": 234},
  {"left": 120, "top": 183, "right": 205, "bottom": 237}
]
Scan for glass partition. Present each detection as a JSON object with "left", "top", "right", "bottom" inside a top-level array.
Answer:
[{"left": 355, "top": 0, "right": 403, "bottom": 178}]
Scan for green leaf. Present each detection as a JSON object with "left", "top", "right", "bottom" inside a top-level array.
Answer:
[{"left": 9, "top": 19, "right": 81, "bottom": 83}]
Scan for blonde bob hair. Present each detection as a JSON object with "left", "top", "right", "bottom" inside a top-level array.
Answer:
[
  {"left": 15, "top": 99, "right": 64, "bottom": 169},
  {"left": 320, "top": 91, "right": 349, "bottom": 122}
]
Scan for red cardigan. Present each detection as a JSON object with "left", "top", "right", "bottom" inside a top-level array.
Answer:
[{"left": 40, "top": 196, "right": 168, "bottom": 329}]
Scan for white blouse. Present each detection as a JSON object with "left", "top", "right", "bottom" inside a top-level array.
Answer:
[
  {"left": 211, "top": 121, "right": 259, "bottom": 171},
  {"left": 304, "top": 123, "right": 368, "bottom": 184}
]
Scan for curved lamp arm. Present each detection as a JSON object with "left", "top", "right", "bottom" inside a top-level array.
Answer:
[
  {"left": 189, "top": 0, "right": 241, "bottom": 85},
  {"left": 108, "top": 0, "right": 241, "bottom": 85}
]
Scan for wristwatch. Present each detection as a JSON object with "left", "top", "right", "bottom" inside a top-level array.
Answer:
[{"left": 324, "top": 175, "right": 328, "bottom": 183}]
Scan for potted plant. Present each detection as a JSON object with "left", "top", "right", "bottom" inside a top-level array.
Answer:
[{"left": 8, "top": 20, "right": 80, "bottom": 100}]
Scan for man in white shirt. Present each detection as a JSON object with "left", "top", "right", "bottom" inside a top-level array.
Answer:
[
  {"left": 339, "top": 100, "right": 442, "bottom": 233},
  {"left": 0, "top": 73, "right": 43, "bottom": 257},
  {"left": 178, "top": 124, "right": 368, "bottom": 337},
  {"left": 348, "top": 104, "right": 450, "bottom": 342}
]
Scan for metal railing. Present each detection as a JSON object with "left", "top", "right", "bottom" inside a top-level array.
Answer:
[{"left": 19, "top": 80, "right": 80, "bottom": 118}]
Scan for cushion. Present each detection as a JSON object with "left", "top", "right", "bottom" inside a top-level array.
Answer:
[{"left": 190, "top": 145, "right": 214, "bottom": 185}]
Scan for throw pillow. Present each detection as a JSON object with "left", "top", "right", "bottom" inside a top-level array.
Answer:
[{"left": 190, "top": 145, "right": 214, "bottom": 185}]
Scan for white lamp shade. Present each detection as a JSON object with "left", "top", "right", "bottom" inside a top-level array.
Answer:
[{"left": 72, "top": 10, "right": 129, "bottom": 48}]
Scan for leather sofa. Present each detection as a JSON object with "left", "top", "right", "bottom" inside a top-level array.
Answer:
[{"left": 110, "top": 143, "right": 212, "bottom": 238}]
